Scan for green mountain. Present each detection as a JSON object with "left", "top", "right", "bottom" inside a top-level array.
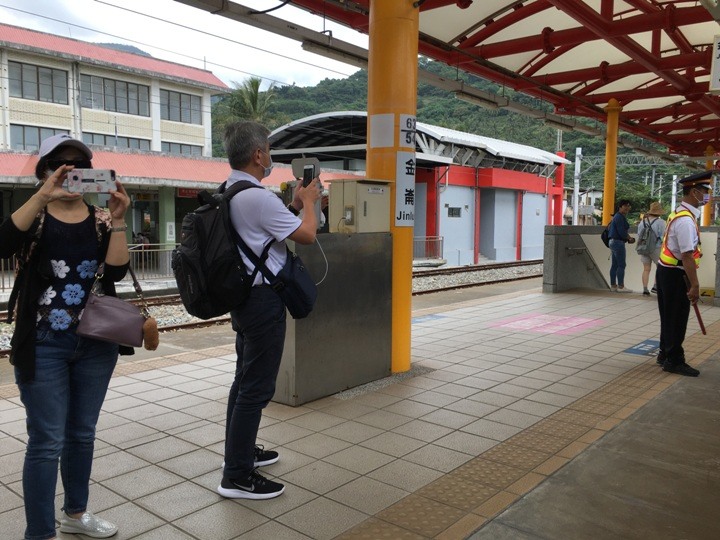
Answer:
[{"left": 212, "top": 58, "right": 691, "bottom": 219}]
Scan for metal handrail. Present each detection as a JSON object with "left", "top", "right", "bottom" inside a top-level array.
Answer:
[
  {"left": 0, "top": 244, "right": 179, "bottom": 292},
  {"left": 413, "top": 236, "right": 444, "bottom": 260}
]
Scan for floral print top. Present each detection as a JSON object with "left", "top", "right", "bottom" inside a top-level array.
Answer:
[{"left": 37, "top": 213, "right": 99, "bottom": 330}]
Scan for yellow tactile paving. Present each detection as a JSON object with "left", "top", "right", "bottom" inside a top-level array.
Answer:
[
  {"left": 452, "top": 459, "right": 526, "bottom": 490},
  {"left": 334, "top": 517, "right": 426, "bottom": 540},
  {"left": 416, "top": 474, "right": 498, "bottom": 511},
  {"left": 375, "top": 495, "right": 467, "bottom": 537},
  {"left": 505, "top": 430, "right": 571, "bottom": 454}
]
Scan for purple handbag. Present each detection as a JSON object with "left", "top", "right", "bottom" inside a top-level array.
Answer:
[{"left": 76, "top": 264, "right": 149, "bottom": 348}]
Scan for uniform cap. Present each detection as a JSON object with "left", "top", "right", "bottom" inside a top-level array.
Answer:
[
  {"left": 677, "top": 170, "right": 712, "bottom": 191},
  {"left": 38, "top": 134, "right": 93, "bottom": 160}
]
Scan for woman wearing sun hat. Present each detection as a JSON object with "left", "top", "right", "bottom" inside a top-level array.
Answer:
[{"left": 636, "top": 201, "right": 666, "bottom": 295}]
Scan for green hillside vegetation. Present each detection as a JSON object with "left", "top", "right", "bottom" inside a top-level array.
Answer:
[{"left": 211, "top": 57, "right": 692, "bottom": 221}]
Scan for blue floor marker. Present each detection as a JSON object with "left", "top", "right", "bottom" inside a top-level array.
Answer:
[{"left": 624, "top": 339, "right": 660, "bottom": 356}]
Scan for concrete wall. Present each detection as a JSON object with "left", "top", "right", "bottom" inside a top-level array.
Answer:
[{"left": 544, "top": 225, "right": 720, "bottom": 306}]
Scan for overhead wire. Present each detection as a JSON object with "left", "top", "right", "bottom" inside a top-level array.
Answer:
[
  {"left": 92, "top": 0, "right": 354, "bottom": 79},
  {"left": 0, "top": 1, "right": 355, "bottom": 88}
]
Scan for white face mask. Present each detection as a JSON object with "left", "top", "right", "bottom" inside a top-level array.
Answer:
[
  {"left": 260, "top": 149, "right": 273, "bottom": 179},
  {"left": 694, "top": 189, "right": 710, "bottom": 206}
]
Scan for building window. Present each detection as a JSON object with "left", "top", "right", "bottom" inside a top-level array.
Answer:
[
  {"left": 8, "top": 61, "right": 68, "bottom": 104},
  {"left": 448, "top": 207, "right": 462, "bottom": 218},
  {"left": 160, "top": 90, "right": 202, "bottom": 124},
  {"left": 82, "top": 132, "right": 151, "bottom": 151},
  {"left": 80, "top": 75, "right": 150, "bottom": 116},
  {"left": 161, "top": 142, "right": 202, "bottom": 156},
  {"left": 10, "top": 125, "right": 69, "bottom": 151}
]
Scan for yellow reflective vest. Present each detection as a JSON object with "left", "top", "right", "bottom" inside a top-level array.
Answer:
[{"left": 659, "top": 209, "right": 701, "bottom": 268}]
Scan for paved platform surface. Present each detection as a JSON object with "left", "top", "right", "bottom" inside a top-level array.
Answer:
[{"left": 1, "top": 282, "right": 719, "bottom": 539}]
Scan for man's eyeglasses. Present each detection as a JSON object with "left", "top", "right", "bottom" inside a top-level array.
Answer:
[{"left": 47, "top": 159, "right": 91, "bottom": 170}]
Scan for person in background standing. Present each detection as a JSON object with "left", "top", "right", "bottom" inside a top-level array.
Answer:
[
  {"left": 608, "top": 199, "right": 636, "bottom": 293},
  {"left": 0, "top": 134, "right": 131, "bottom": 539},
  {"left": 655, "top": 171, "right": 711, "bottom": 377},
  {"left": 636, "top": 202, "right": 666, "bottom": 295}
]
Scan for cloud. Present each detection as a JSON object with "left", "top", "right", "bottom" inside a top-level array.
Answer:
[{"left": 0, "top": 0, "right": 365, "bottom": 88}]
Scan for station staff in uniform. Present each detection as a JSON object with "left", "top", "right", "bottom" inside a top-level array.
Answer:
[{"left": 655, "top": 170, "right": 712, "bottom": 377}]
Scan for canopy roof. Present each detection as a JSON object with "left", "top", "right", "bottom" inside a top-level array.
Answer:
[
  {"left": 287, "top": 0, "right": 720, "bottom": 158},
  {"left": 178, "top": 0, "right": 720, "bottom": 159},
  {"left": 269, "top": 111, "right": 569, "bottom": 177}
]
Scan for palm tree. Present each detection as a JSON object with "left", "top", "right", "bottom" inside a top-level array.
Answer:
[
  {"left": 221, "top": 77, "right": 275, "bottom": 122},
  {"left": 212, "top": 77, "right": 277, "bottom": 156}
]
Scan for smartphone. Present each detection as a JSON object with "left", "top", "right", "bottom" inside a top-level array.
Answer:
[
  {"left": 66, "top": 169, "right": 117, "bottom": 193},
  {"left": 302, "top": 164, "right": 315, "bottom": 187}
]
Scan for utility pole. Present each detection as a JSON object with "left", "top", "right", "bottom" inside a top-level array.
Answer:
[{"left": 573, "top": 147, "right": 581, "bottom": 225}]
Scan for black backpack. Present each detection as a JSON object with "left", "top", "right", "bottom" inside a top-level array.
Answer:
[
  {"left": 171, "top": 180, "right": 262, "bottom": 320},
  {"left": 601, "top": 225, "right": 610, "bottom": 247}
]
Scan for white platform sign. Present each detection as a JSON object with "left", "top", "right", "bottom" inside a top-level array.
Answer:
[
  {"left": 395, "top": 151, "right": 415, "bottom": 226},
  {"left": 369, "top": 114, "right": 394, "bottom": 148},
  {"left": 399, "top": 114, "right": 416, "bottom": 148}
]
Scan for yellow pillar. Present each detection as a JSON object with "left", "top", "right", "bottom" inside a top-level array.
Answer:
[
  {"left": 366, "top": 2, "right": 419, "bottom": 373},
  {"left": 602, "top": 99, "right": 622, "bottom": 225},
  {"left": 703, "top": 145, "right": 714, "bottom": 226}
]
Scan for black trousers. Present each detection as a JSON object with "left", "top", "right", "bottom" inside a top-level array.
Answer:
[{"left": 656, "top": 265, "right": 690, "bottom": 364}]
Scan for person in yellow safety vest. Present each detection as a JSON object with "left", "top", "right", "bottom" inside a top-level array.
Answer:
[{"left": 655, "top": 170, "right": 712, "bottom": 377}]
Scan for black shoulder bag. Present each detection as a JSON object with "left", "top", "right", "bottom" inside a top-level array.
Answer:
[{"left": 234, "top": 236, "right": 318, "bottom": 320}]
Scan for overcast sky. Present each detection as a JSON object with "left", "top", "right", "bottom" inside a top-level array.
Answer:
[{"left": 0, "top": 0, "right": 367, "bottom": 89}]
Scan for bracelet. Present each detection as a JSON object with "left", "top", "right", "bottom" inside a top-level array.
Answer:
[
  {"left": 287, "top": 203, "right": 300, "bottom": 216},
  {"left": 110, "top": 224, "right": 128, "bottom": 233}
]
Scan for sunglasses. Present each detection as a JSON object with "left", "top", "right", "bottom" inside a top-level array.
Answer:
[{"left": 47, "top": 159, "right": 92, "bottom": 170}]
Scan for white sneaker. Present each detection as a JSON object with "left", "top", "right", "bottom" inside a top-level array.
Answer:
[
  {"left": 59, "top": 511, "right": 117, "bottom": 538},
  {"left": 616, "top": 287, "right": 633, "bottom": 294}
]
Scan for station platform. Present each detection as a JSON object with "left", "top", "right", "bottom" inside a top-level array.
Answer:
[{"left": 1, "top": 281, "right": 719, "bottom": 539}]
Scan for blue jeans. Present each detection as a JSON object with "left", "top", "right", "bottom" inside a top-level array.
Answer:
[
  {"left": 16, "top": 325, "right": 118, "bottom": 540},
  {"left": 609, "top": 239, "right": 627, "bottom": 287},
  {"left": 225, "top": 286, "right": 286, "bottom": 479}
]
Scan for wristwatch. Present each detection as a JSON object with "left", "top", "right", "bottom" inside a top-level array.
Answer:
[
  {"left": 110, "top": 224, "right": 128, "bottom": 233},
  {"left": 287, "top": 203, "right": 300, "bottom": 216}
]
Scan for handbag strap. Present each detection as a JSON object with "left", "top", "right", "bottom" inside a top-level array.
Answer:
[{"left": 95, "top": 262, "right": 150, "bottom": 317}]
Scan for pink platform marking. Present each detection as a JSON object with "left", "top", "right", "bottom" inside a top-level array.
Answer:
[{"left": 489, "top": 313, "right": 603, "bottom": 335}]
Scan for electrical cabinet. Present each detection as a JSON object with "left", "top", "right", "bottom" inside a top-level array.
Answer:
[{"left": 329, "top": 180, "right": 390, "bottom": 233}]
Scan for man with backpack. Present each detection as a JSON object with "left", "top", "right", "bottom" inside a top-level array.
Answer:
[
  {"left": 218, "top": 121, "right": 321, "bottom": 500},
  {"left": 608, "top": 199, "right": 636, "bottom": 292},
  {"left": 636, "top": 202, "right": 666, "bottom": 295}
]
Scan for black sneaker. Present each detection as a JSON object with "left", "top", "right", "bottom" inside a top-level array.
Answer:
[
  {"left": 651, "top": 286, "right": 657, "bottom": 294},
  {"left": 221, "top": 445, "right": 280, "bottom": 470},
  {"left": 656, "top": 352, "right": 665, "bottom": 366},
  {"left": 254, "top": 445, "right": 279, "bottom": 467},
  {"left": 643, "top": 290, "right": 650, "bottom": 296},
  {"left": 217, "top": 468, "right": 285, "bottom": 499},
  {"left": 662, "top": 361, "right": 700, "bottom": 377}
]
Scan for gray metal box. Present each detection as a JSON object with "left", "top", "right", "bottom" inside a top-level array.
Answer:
[{"left": 273, "top": 232, "right": 393, "bottom": 406}]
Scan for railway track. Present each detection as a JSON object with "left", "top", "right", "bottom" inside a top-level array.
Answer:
[
  {"left": 412, "top": 259, "right": 542, "bottom": 278},
  {"left": 0, "top": 260, "right": 543, "bottom": 356}
]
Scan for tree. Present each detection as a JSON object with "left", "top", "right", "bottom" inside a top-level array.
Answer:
[{"left": 212, "top": 77, "right": 277, "bottom": 157}]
